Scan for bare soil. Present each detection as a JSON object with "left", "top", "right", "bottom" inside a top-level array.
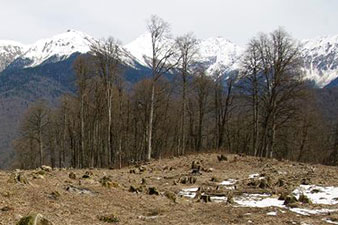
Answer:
[{"left": 1, "top": 153, "right": 338, "bottom": 225}]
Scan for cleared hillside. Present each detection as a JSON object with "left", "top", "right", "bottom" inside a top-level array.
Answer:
[{"left": 1, "top": 153, "right": 338, "bottom": 224}]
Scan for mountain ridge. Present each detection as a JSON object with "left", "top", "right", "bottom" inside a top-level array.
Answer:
[{"left": 1, "top": 29, "right": 338, "bottom": 87}]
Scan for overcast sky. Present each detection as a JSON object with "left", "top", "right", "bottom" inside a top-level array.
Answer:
[{"left": 0, "top": 0, "right": 337, "bottom": 45}]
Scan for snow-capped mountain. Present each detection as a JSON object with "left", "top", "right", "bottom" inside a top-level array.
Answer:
[
  {"left": 197, "top": 37, "right": 244, "bottom": 75},
  {"left": 0, "top": 40, "right": 27, "bottom": 72},
  {"left": 0, "top": 30, "right": 338, "bottom": 87},
  {"left": 301, "top": 35, "right": 338, "bottom": 87},
  {"left": 1, "top": 30, "right": 140, "bottom": 71},
  {"left": 125, "top": 32, "right": 338, "bottom": 87},
  {"left": 124, "top": 32, "right": 154, "bottom": 67},
  {"left": 124, "top": 33, "right": 244, "bottom": 76},
  {"left": 21, "top": 30, "right": 95, "bottom": 68}
]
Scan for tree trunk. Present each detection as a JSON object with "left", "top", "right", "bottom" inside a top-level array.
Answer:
[{"left": 147, "top": 83, "right": 155, "bottom": 161}]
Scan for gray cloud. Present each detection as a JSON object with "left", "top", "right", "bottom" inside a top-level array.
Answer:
[{"left": 0, "top": 0, "right": 337, "bottom": 45}]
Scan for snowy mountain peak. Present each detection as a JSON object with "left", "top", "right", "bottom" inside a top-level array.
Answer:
[
  {"left": 0, "top": 40, "right": 27, "bottom": 72},
  {"left": 125, "top": 33, "right": 244, "bottom": 74},
  {"left": 21, "top": 30, "right": 96, "bottom": 67},
  {"left": 124, "top": 32, "right": 175, "bottom": 67},
  {"left": 198, "top": 37, "right": 244, "bottom": 74},
  {"left": 0, "top": 40, "right": 26, "bottom": 48},
  {"left": 124, "top": 33, "right": 153, "bottom": 66},
  {"left": 301, "top": 34, "right": 338, "bottom": 87},
  {"left": 1, "top": 30, "right": 338, "bottom": 87}
]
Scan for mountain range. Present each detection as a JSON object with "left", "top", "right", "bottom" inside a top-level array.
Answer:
[{"left": 0, "top": 29, "right": 337, "bottom": 168}]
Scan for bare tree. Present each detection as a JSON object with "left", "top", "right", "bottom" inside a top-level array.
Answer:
[
  {"left": 90, "top": 38, "right": 121, "bottom": 166},
  {"left": 240, "top": 39, "right": 262, "bottom": 156},
  {"left": 241, "top": 28, "right": 304, "bottom": 158},
  {"left": 176, "top": 33, "right": 198, "bottom": 155},
  {"left": 145, "top": 15, "right": 178, "bottom": 161},
  {"left": 21, "top": 101, "right": 50, "bottom": 166}
]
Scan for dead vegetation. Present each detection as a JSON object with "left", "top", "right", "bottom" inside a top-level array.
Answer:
[{"left": 1, "top": 153, "right": 338, "bottom": 224}]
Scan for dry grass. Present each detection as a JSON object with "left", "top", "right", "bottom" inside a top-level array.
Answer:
[{"left": 1, "top": 153, "right": 338, "bottom": 224}]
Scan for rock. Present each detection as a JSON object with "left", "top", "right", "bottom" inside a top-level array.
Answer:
[
  {"left": 179, "top": 176, "right": 197, "bottom": 184},
  {"left": 41, "top": 165, "right": 52, "bottom": 172},
  {"left": 141, "top": 178, "right": 147, "bottom": 185},
  {"left": 278, "top": 192, "right": 289, "bottom": 201},
  {"left": 129, "top": 185, "right": 143, "bottom": 193},
  {"left": 148, "top": 187, "right": 159, "bottom": 195},
  {"left": 200, "top": 194, "right": 211, "bottom": 203},
  {"left": 69, "top": 172, "right": 76, "bottom": 180},
  {"left": 65, "top": 185, "right": 97, "bottom": 195},
  {"left": 138, "top": 166, "right": 147, "bottom": 173},
  {"left": 259, "top": 178, "right": 271, "bottom": 189},
  {"left": 191, "top": 169, "right": 202, "bottom": 176},
  {"left": 32, "top": 173, "right": 45, "bottom": 180},
  {"left": 217, "top": 154, "right": 228, "bottom": 162},
  {"left": 48, "top": 191, "right": 60, "bottom": 200},
  {"left": 191, "top": 161, "right": 201, "bottom": 170},
  {"left": 202, "top": 167, "right": 214, "bottom": 173},
  {"left": 210, "top": 177, "right": 220, "bottom": 182},
  {"left": 8, "top": 173, "right": 29, "bottom": 184},
  {"left": 283, "top": 195, "right": 298, "bottom": 206},
  {"left": 1, "top": 191, "right": 11, "bottom": 198},
  {"left": 227, "top": 192, "right": 234, "bottom": 204},
  {"left": 1, "top": 206, "right": 14, "bottom": 212},
  {"left": 247, "top": 179, "right": 260, "bottom": 187},
  {"left": 98, "top": 214, "right": 120, "bottom": 223},
  {"left": 82, "top": 171, "right": 93, "bottom": 179},
  {"left": 275, "top": 178, "right": 285, "bottom": 187},
  {"left": 36, "top": 170, "right": 46, "bottom": 176},
  {"left": 100, "top": 176, "right": 113, "bottom": 188},
  {"left": 301, "top": 178, "right": 310, "bottom": 185},
  {"left": 16, "top": 213, "right": 53, "bottom": 225},
  {"left": 298, "top": 193, "right": 311, "bottom": 204},
  {"left": 164, "top": 191, "right": 176, "bottom": 202}
]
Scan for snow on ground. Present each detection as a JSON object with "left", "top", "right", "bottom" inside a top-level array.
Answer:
[
  {"left": 210, "top": 196, "right": 227, "bottom": 202},
  {"left": 234, "top": 194, "right": 284, "bottom": 208},
  {"left": 248, "top": 173, "right": 260, "bottom": 179},
  {"left": 178, "top": 187, "right": 198, "bottom": 199},
  {"left": 323, "top": 218, "right": 338, "bottom": 224},
  {"left": 219, "top": 179, "right": 237, "bottom": 186},
  {"left": 289, "top": 208, "right": 338, "bottom": 216},
  {"left": 179, "top": 183, "right": 338, "bottom": 216},
  {"left": 293, "top": 185, "right": 338, "bottom": 205},
  {"left": 266, "top": 211, "right": 277, "bottom": 216}
]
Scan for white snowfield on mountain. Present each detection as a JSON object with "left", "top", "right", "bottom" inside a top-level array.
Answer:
[{"left": 0, "top": 29, "right": 338, "bottom": 87}]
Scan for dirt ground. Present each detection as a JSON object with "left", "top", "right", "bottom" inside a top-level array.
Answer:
[{"left": 1, "top": 153, "right": 338, "bottom": 225}]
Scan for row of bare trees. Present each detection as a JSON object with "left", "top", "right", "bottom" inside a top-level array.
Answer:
[{"left": 13, "top": 16, "right": 337, "bottom": 169}]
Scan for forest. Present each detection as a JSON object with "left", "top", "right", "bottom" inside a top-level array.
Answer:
[{"left": 12, "top": 16, "right": 338, "bottom": 169}]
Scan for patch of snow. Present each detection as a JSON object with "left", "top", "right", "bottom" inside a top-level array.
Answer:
[
  {"left": 300, "top": 222, "right": 313, "bottom": 225},
  {"left": 178, "top": 187, "right": 198, "bottom": 199},
  {"left": 323, "top": 218, "right": 338, "bottom": 224},
  {"left": 293, "top": 185, "right": 338, "bottom": 205},
  {"left": 234, "top": 194, "right": 284, "bottom": 208},
  {"left": 266, "top": 211, "right": 277, "bottom": 216},
  {"left": 210, "top": 196, "right": 227, "bottom": 202},
  {"left": 248, "top": 173, "right": 260, "bottom": 179},
  {"left": 219, "top": 179, "right": 237, "bottom": 186},
  {"left": 290, "top": 208, "right": 338, "bottom": 216}
]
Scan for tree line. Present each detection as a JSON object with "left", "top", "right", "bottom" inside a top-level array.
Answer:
[{"left": 13, "top": 16, "right": 338, "bottom": 169}]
